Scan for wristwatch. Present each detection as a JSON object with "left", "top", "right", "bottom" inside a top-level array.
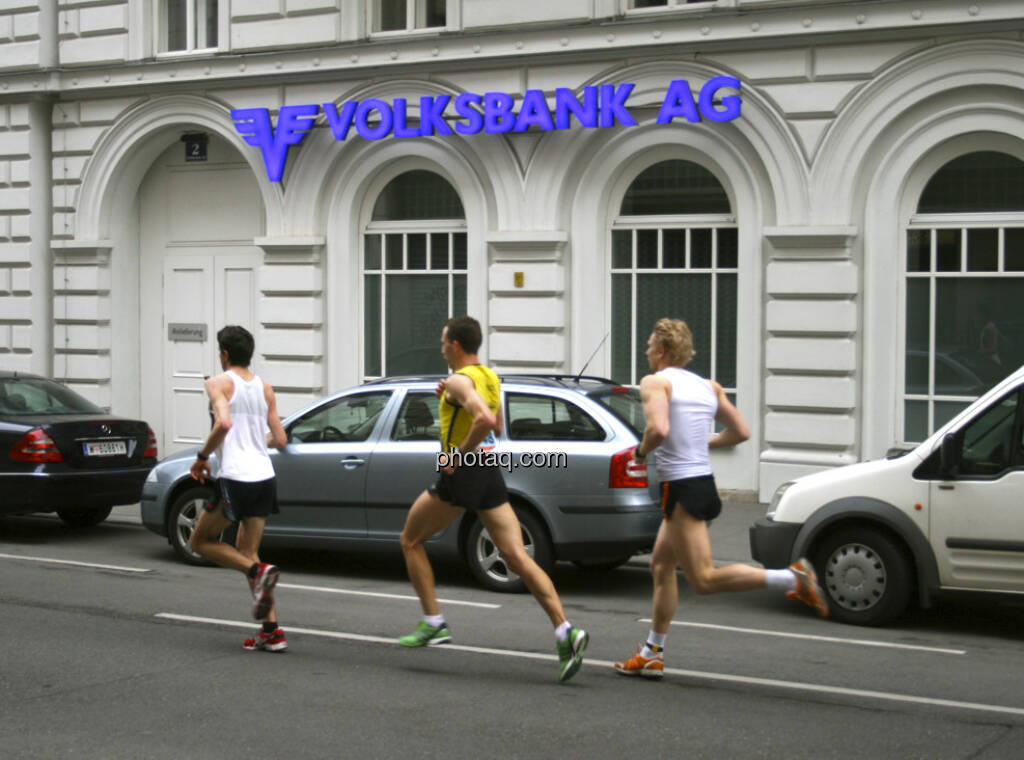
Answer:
[
  {"left": 633, "top": 445, "right": 646, "bottom": 460},
  {"left": 195, "top": 451, "right": 209, "bottom": 461}
]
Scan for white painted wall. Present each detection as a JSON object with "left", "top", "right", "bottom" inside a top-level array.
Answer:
[{"left": 0, "top": 0, "right": 1021, "bottom": 495}]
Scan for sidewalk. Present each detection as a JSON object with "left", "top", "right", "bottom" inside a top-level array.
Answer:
[
  {"left": 108, "top": 504, "right": 143, "bottom": 525},
  {"left": 111, "top": 499, "right": 768, "bottom": 565},
  {"left": 628, "top": 497, "right": 766, "bottom": 567}
]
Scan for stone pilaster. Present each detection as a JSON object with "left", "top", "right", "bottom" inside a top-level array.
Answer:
[
  {"left": 486, "top": 231, "right": 567, "bottom": 372},
  {"left": 759, "top": 226, "right": 860, "bottom": 501},
  {"left": 255, "top": 236, "right": 325, "bottom": 417},
  {"left": 51, "top": 240, "right": 113, "bottom": 409}
]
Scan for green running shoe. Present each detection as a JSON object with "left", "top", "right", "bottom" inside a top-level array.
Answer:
[
  {"left": 556, "top": 627, "right": 589, "bottom": 682},
  {"left": 398, "top": 620, "right": 452, "bottom": 647}
]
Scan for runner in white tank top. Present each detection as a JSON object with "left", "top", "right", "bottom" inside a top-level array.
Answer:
[
  {"left": 614, "top": 318, "right": 829, "bottom": 680},
  {"left": 650, "top": 366, "right": 717, "bottom": 481},
  {"left": 217, "top": 370, "right": 275, "bottom": 482},
  {"left": 188, "top": 325, "right": 290, "bottom": 652}
]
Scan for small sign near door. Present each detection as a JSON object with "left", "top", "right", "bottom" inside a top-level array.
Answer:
[
  {"left": 168, "top": 323, "right": 207, "bottom": 342},
  {"left": 182, "top": 133, "right": 208, "bottom": 162}
]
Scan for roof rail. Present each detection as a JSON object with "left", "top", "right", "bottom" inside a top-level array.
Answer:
[
  {"left": 363, "top": 373, "right": 619, "bottom": 387},
  {"left": 498, "top": 373, "right": 617, "bottom": 385},
  {"left": 362, "top": 374, "right": 446, "bottom": 385}
]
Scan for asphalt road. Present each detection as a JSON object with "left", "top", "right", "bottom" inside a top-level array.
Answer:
[{"left": 3, "top": 501, "right": 1024, "bottom": 759}]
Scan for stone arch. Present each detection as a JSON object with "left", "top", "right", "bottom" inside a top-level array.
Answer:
[
  {"left": 61, "top": 94, "right": 278, "bottom": 420},
  {"left": 814, "top": 39, "right": 1024, "bottom": 224},
  {"left": 75, "top": 93, "right": 282, "bottom": 241},
  {"left": 283, "top": 77, "right": 521, "bottom": 235},
  {"left": 851, "top": 40, "right": 1024, "bottom": 456},
  {"left": 567, "top": 122, "right": 775, "bottom": 489},
  {"left": 527, "top": 58, "right": 805, "bottom": 229},
  {"left": 319, "top": 132, "right": 494, "bottom": 388}
]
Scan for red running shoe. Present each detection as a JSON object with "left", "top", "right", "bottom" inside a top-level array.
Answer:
[
  {"left": 243, "top": 627, "right": 287, "bottom": 652},
  {"left": 251, "top": 563, "right": 279, "bottom": 620}
]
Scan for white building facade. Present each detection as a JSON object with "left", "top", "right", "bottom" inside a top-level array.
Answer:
[{"left": 1, "top": 0, "right": 1022, "bottom": 500}]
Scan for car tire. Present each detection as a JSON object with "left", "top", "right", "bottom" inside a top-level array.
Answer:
[
  {"left": 571, "top": 556, "right": 632, "bottom": 571},
  {"left": 167, "top": 486, "right": 217, "bottom": 566},
  {"left": 813, "top": 526, "right": 912, "bottom": 626},
  {"left": 56, "top": 505, "right": 112, "bottom": 528},
  {"left": 466, "top": 508, "right": 553, "bottom": 593}
]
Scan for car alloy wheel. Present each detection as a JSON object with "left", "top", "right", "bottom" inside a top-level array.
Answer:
[
  {"left": 168, "top": 486, "right": 215, "bottom": 565},
  {"left": 465, "top": 507, "right": 553, "bottom": 593},
  {"left": 473, "top": 523, "right": 535, "bottom": 587}
]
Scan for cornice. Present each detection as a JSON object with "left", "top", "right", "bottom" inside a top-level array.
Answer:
[{"left": 0, "top": 1, "right": 1019, "bottom": 100}]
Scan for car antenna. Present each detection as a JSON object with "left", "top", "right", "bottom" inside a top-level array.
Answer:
[{"left": 574, "top": 331, "right": 609, "bottom": 383}]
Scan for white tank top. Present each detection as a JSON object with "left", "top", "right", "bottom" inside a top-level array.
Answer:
[
  {"left": 651, "top": 367, "right": 718, "bottom": 481},
  {"left": 216, "top": 370, "right": 275, "bottom": 482}
]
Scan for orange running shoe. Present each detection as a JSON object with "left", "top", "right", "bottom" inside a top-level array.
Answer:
[
  {"left": 614, "top": 645, "right": 664, "bottom": 679},
  {"left": 787, "top": 558, "right": 829, "bottom": 617}
]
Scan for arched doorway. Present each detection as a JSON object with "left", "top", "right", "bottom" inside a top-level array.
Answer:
[{"left": 137, "top": 133, "right": 265, "bottom": 454}]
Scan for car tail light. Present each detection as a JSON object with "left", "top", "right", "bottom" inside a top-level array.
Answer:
[
  {"left": 609, "top": 447, "right": 647, "bottom": 488},
  {"left": 144, "top": 426, "right": 158, "bottom": 459},
  {"left": 10, "top": 428, "right": 64, "bottom": 463}
]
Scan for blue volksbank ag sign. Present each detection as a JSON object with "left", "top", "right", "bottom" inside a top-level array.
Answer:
[{"left": 232, "top": 77, "right": 741, "bottom": 183}]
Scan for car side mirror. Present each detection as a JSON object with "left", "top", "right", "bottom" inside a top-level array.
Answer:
[{"left": 939, "top": 433, "right": 961, "bottom": 476}]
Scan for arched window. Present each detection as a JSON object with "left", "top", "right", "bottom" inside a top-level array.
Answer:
[
  {"left": 902, "top": 151, "right": 1024, "bottom": 441},
  {"left": 610, "top": 159, "right": 738, "bottom": 395},
  {"left": 363, "top": 170, "right": 467, "bottom": 379}
]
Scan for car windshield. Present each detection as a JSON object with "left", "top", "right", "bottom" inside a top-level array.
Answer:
[
  {"left": 588, "top": 387, "right": 644, "bottom": 437},
  {"left": 0, "top": 377, "right": 103, "bottom": 415}
]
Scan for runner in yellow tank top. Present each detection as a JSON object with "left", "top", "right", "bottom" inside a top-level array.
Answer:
[
  {"left": 397, "top": 315, "right": 589, "bottom": 682},
  {"left": 438, "top": 364, "right": 500, "bottom": 454}
]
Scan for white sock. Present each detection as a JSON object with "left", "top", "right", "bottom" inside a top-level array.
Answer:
[
  {"left": 554, "top": 620, "right": 573, "bottom": 642},
  {"left": 765, "top": 568, "right": 798, "bottom": 593},
  {"left": 641, "top": 630, "right": 666, "bottom": 659},
  {"left": 424, "top": 613, "right": 445, "bottom": 628}
]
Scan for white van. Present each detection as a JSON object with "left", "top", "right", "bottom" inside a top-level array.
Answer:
[{"left": 750, "top": 364, "right": 1024, "bottom": 626}]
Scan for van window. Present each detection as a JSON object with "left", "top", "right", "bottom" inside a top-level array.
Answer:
[{"left": 959, "top": 392, "right": 1020, "bottom": 476}]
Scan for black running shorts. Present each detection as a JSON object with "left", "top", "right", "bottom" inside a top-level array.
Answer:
[
  {"left": 205, "top": 477, "right": 279, "bottom": 523},
  {"left": 660, "top": 474, "right": 722, "bottom": 522},
  {"left": 429, "top": 464, "right": 508, "bottom": 512}
]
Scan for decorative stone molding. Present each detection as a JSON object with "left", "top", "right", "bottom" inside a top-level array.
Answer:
[
  {"left": 50, "top": 239, "right": 114, "bottom": 408},
  {"left": 764, "top": 226, "right": 858, "bottom": 256},
  {"left": 759, "top": 224, "right": 860, "bottom": 501},
  {"left": 487, "top": 231, "right": 568, "bottom": 370},
  {"left": 253, "top": 236, "right": 325, "bottom": 415}
]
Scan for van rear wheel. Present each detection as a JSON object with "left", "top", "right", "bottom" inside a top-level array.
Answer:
[{"left": 813, "top": 526, "right": 912, "bottom": 626}]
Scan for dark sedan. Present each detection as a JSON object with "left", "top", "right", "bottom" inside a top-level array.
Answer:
[{"left": 0, "top": 371, "right": 157, "bottom": 526}]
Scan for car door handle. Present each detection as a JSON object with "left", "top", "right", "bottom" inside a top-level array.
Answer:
[
  {"left": 938, "top": 483, "right": 954, "bottom": 490},
  {"left": 341, "top": 457, "right": 365, "bottom": 469}
]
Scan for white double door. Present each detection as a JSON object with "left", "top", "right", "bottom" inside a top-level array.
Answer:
[
  {"left": 138, "top": 139, "right": 265, "bottom": 456},
  {"left": 158, "top": 252, "right": 259, "bottom": 455}
]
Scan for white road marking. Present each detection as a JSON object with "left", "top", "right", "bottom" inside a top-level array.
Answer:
[
  {"left": 640, "top": 618, "right": 965, "bottom": 655},
  {"left": 0, "top": 551, "right": 152, "bottom": 573},
  {"left": 277, "top": 582, "right": 500, "bottom": 609},
  {"left": 156, "top": 613, "right": 1024, "bottom": 718}
]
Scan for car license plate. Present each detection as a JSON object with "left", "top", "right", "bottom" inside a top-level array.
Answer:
[{"left": 83, "top": 440, "right": 127, "bottom": 456}]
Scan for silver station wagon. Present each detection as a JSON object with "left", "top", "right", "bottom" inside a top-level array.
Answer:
[{"left": 141, "top": 374, "right": 662, "bottom": 591}]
